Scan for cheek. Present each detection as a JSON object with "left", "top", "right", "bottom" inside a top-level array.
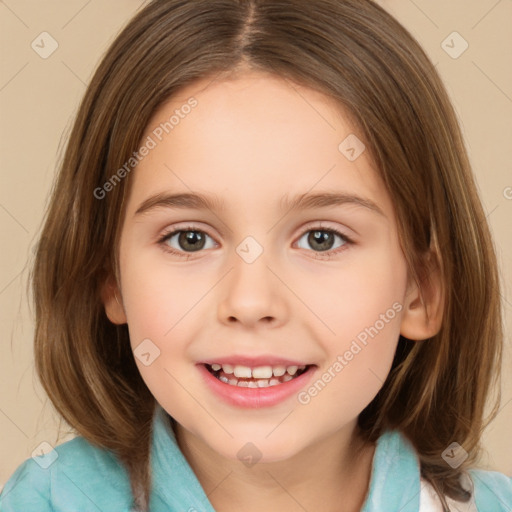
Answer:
[
  {"left": 301, "top": 244, "right": 407, "bottom": 340},
  {"left": 298, "top": 246, "right": 406, "bottom": 397},
  {"left": 119, "top": 247, "right": 202, "bottom": 346},
  {"left": 119, "top": 250, "right": 201, "bottom": 407}
]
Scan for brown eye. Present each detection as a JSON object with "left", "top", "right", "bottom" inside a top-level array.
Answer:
[
  {"left": 296, "top": 228, "right": 349, "bottom": 253},
  {"left": 161, "top": 229, "right": 216, "bottom": 254}
]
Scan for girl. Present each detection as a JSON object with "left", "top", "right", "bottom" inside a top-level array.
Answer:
[{"left": 1, "top": 1, "right": 511, "bottom": 511}]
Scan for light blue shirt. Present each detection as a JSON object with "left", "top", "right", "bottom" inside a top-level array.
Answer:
[{"left": 1, "top": 404, "right": 511, "bottom": 511}]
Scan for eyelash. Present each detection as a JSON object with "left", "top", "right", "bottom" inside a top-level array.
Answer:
[{"left": 156, "top": 224, "right": 354, "bottom": 259}]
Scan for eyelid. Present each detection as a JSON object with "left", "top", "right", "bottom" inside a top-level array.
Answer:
[
  {"left": 156, "top": 223, "right": 218, "bottom": 246},
  {"left": 157, "top": 221, "right": 215, "bottom": 237},
  {"left": 157, "top": 220, "right": 355, "bottom": 241},
  {"left": 295, "top": 220, "right": 355, "bottom": 240}
]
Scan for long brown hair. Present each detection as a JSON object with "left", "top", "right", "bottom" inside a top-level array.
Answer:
[{"left": 31, "top": 1, "right": 503, "bottom": 510}]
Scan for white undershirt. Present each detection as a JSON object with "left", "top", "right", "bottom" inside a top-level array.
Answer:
[{"left": 419, "top": 476, "right": 478, "bottom": 512}]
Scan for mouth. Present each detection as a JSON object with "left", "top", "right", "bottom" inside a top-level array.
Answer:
[{"left": 203, "top": 363, "right": 314, "bottom": 388}]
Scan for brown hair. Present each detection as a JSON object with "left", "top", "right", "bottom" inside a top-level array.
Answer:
[{"left": 31, "top": 1, "right": 503, "bottom": 510}]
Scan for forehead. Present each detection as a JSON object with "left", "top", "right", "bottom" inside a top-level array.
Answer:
[{"left": 124, "top": 71, "right": 393, "bottom": 220}]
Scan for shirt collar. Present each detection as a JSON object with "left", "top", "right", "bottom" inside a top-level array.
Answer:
[
  {"left": 151, "top": 404, "right": 422, "bottom": 511},
  {"left": 360, "top": 425, "right": 422, "bottom": 511}
]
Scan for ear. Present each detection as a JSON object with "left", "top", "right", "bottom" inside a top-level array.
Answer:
[
  {"left": 100, "top": 275, "right": 127, "bottom": 325},
  {"left": 400, "top": 250, "right": 444, "bottom": 341}
]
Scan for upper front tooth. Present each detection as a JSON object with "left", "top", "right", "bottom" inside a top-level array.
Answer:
[
  {"left": 233, "top": 365, "right": 252, "bottom": 378},
  {"left": 252, "top": 366, "right": 273, "bottom": 379}
]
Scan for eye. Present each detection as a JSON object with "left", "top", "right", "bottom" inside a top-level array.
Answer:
[
  {"left": 157, "top": 224, "right": 353, "bottom": 259},
  {"left": 296, "top": 227, "right": 352, "bottom": 255},
  {"left": 158, "top": 226, "right": 217, "bottom": 257}
]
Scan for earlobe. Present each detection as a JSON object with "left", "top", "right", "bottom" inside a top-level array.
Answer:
[
  {"left": 101, "top": 276, "right": 127, "bottom": 325},
  {"left": 400, "top": 251, "right": 444, "bottom": 341}
]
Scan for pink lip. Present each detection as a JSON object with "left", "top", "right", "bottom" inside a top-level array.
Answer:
[
  {"left": 197, "top": 363, "right": 317, "bottom": 409},
  {"left": 198, "top": 355, "right": 313, "bottom": 367}
]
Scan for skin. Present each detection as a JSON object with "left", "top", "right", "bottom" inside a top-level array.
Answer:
[{"left": 103, "top": 69, "right": 443, "bottom": 512}]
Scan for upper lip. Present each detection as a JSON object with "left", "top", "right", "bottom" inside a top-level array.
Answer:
[{"left": 198, "top": 355, "right": 315, "bottom": 368}]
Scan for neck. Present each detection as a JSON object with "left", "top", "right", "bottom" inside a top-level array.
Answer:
[{"left": 172, "top": 418, "right": 375, "bottom": 512}]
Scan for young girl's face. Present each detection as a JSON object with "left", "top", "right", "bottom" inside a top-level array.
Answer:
[{"left": 107, "top": 70, "right": 415, "bottom": 462}]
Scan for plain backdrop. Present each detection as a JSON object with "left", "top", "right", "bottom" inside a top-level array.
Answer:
[{"left": 1, "top": 0, "right": 511, "bottom": 489}]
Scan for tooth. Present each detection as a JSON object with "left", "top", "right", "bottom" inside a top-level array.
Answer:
[
  {"left": 237, "top": 380, "right": 249, "bottom": 387},
  {"left": 222, "top": 364, "right": 234, "bottom": 374},
  {"left": 219, "top": 375, "right": 230, "bottom": 384},
  {"left": 247, "top": 381, "right": 258, "bottom": 388},
  {"left": 215, "top": 363, "right": 308, "bottom": 383},
  {"left": 286, "top": 365, "right": 298, "bottom": 376},
  {"left": 272, "top": 366, "right": 287, "bottom": 377},
  {"left": 233, "top": 365, "right": 252, "bottom": 378},
  {"left": 252, "top": 366, "right": 273, "bottom": 379},
  {"left": 257, "top": 379, "right": 270, "bottom": 388}
]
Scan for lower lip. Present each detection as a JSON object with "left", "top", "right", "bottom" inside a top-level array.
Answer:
[{"left": 197, "top": 364, "right": 317, "bottom": 409}]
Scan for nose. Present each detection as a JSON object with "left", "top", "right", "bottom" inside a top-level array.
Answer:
[{"left": 217, "top": 250, "right": 289, "bottom": 329}]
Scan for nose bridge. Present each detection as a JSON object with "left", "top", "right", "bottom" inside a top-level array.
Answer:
[{"left": 217, "top": 235, "right": 287, "bottom": 327}]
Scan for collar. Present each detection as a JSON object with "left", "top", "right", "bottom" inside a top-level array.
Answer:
[{"left": 150, "top": 404, "right": 422, "bottom": 511}]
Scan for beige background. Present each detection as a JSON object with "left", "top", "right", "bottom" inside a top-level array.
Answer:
[{"left": 1, "top": 0, "right": 511, "bottom": 490}]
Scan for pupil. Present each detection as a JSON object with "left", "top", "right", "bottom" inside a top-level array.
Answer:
[
  {"left": 309, "top": 230, "right": 333, "bottom": 251},
  {"left": 179, "top": 231, "right": 205, "bottom": 251}
]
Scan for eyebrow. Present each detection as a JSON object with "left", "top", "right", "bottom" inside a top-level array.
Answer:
[{"left": 134, "top": 191, "right": 385, "bottom": 217}]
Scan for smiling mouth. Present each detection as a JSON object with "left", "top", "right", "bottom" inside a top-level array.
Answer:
[{"left": 204, "top": 363, "right": 313, "bottom": 388}]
